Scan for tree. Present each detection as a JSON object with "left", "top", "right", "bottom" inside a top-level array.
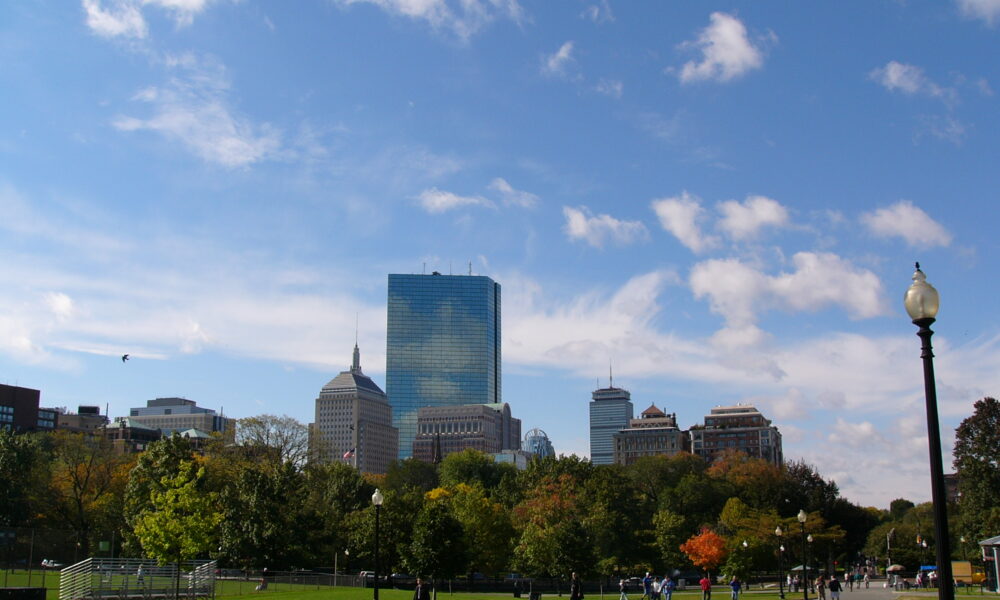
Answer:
[
  {"left": 133, "top": 460, "right": 222, "bottom": 565},
  {"left": 439, "top": 449, "right": 514, "bottom": 492},
  {"left": 0, "top": 430, "right": 45, "bottom": 527},
  {"left": 448, "top": 483, "right": 515, "bottom": 577},
  {"left": 512, "top": 474, "right": 595, "bottom": 578},
  {"left": 652, "top": 508, "right": 691, "bottom": 572},
  {"left": 384, "top": 458, "right": 440, "bottom": 495},
  {"left": 123, "top": 434, "right": 197, "bottom": 556},
  {"left": 889, "top": 499, "right": 915, "bottom": 521},
  {"left": 953, "top": 397, "right": 1000, "bottom": 545},
  {"left": 39, "top": 431, "right": 125, "bottom": 554},
  {"left": 235, "top": 414, "right": 311, "bottom": 468},
  {"left": 404, "top": 499, "right": 469, "bottom": 587},
  {"left": 680, "top": 528, "right": 728, "bottom": 576}
]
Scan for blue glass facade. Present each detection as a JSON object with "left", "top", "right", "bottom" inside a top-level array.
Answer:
[
  {"left": 589, "top": 386, "right": 633, "bottom": 465},
  {"left": 386, "top": 273, "right": 501, "bottom": 459}
]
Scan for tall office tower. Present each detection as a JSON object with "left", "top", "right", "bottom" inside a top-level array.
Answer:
[
  {"left": 313, "top": 344, "right": 398, "bottom": 474},
  {"left": 589, "top": 381, "right": 633, "bottom": 465},
  {"left": 386, "top": 272, "right": 501, "bottom": 459}
]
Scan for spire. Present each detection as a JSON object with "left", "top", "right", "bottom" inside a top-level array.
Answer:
[
  {"left": 352, "top": 343, "right": 361, "bottom": 373},
  {"left": 609, "top": 361, "right": 614, "bottom": 388}
]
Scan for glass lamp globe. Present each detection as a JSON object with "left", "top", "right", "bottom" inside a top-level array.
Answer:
[
  {"left": 775, "top": 526, "right": 783, "bottom": 537},
  {"left": 797, "top": 510, "right": 808, "bottom": 523},
  {"left": 904, "top": 263, "right": 940, "bottom": 321},
  {"left": 372, "top": 488, "right": 384, "bottom": 506}
]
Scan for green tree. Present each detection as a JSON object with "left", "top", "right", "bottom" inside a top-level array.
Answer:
[
  {"left": 133, "top": 460, "right": 222, "bottom": 565},
  {"left": 953, "top": 397, "right": 1000, "bottom": 546},
  {"left": 0, "top": 430, "right": 45, "bottom": 527},
  {"left": 512, "top": 474, "right": 595, "bottom": 578},
  {"left": 448, "top": 483, "right": 515, "bottom": 576},
  {"left": 652, "top": 508, "right": 691, "bottom": 572},
  {"left": 404, "top": 499, "right": 469, "bottom": 587},
  {"left": 439, "top": 449, "right": 516, "bottom": 492},
  {"left": 889, "top": 499, "right": 915, "bottom": 520},
  {"left": 384, "top": 458, "right": 439, "bottom": 495},
  {"left": 122, "top": 434, "right": 196, "bottom": 556}
]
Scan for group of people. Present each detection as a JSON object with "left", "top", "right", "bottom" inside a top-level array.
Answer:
[
  {"left": 619, "top": 572, "right": 679, "bottom": 600},
  {"left": 786, "top": 571, "right": 870, "bottom": 595}
]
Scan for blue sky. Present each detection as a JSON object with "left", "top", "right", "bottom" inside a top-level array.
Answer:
[{"left": 3, "top": 0, "right": 1000, "bottom": 507}]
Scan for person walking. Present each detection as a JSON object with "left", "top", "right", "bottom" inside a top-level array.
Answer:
[
  {"left": 570, "top": 573, "right": 584, "bottom": 600},
  {"left": 863, "top": 573, "right": 869, "bottom": 589},
  {"left": 136, "top": 564, "right": 145, "bottom": 587},
  {"left": 662, "top": 576, "right": 676, "bottom": 600},
  {"left": 413, "top": 578, "right": 431, "bottom": 600},
  {"left": 651, "top": 577, "right": 661, "bottom": 600},
  {"left": 729, "top": 577, "right": 740, "bottom": 600},
  {"left": 829, "top": 576, "right": 842, "bottom": 600},
  {"left": 816, "top": 575, "right": 827, "bottom": 600},
  {"left": 643, "top": 573, "right": 653, "bottom": 600},
  {"left": 700, "top": 574, "right": 712, "bottom": 600},
  {"left": 619, "top": 579, "right": 628, "bottom": 600}
]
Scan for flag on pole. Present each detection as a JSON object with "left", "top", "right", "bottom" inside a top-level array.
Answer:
[{"left": 343, "top": 448, "right": 355, "bottom": 459}]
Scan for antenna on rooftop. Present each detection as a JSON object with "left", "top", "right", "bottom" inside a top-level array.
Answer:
[
  {"left": 422, "top": 262, "right": 426, "bottom": 274},
  {"left": 355, "top": 313, "right": 359, "bottom": 345},
  {"left": 609, "top": 361, "right": 614, "bottom": 388},
  {"left": 468, "top": 261, "right": 472, "bottom": 276},
  {"left": 449, "top": 261, "right": 452, "bottom": 275}
]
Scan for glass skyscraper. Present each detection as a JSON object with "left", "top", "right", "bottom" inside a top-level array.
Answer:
[
  {"left": 589, "top": 383, "right": 633, "bottom": 465},
  {"left": 386, "top": 273, "right": 501, "bottom": 459}
]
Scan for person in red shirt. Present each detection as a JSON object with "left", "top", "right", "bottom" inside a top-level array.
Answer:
[{"left": 700, "top": 574, "right": 712, "bottom": 600}]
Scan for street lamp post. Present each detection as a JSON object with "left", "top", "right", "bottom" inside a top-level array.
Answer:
[
  {"left": 372, "top": 488, "right": 384, "bottom": 600},
  {"left": 807, "top": 535, "right": 814, "bottom": 590},
  {"left": 798, "top": 510, "right": 809, "bottom": 600},
  {"left": 777, "top": 526, "right": 786, "bottom": 600},
  {"left": 904, "top": 263, "right": 954, "bottom": 600}
]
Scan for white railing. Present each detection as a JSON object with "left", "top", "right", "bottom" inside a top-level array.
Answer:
[{"left": 59, "top": 558, "right": 217, "bottom": 600}]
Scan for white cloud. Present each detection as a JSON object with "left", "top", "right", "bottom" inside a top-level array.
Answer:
[
  {"left": 489, "top": 178, "right": 537, "bottom": 208},
  {"left": 957, "top": 0, "right": 1000, "bottom": 25},
  {"left": 869, "top": 61, "right": 955, "bottom": 101},
  {"left": 860, "top": 200, "right": 952, "bottom": 247},
  {"left": 332, "top": 0, "right": 524, "bottom": 41},
  {"left": 918, "top": 115, "right": 968, "bottom": 145},
  {"left": 677, "top": 12, "right": 769, "bottom": 84},
  {"left": 595, "top": 78, "right": 623, "bottom": 99},
  {"left": 82, "top": 0, "right": 148, "bottom": 39},
  {"left": 581, "top": 0, "right": 613, "bottom": 24},
  {"left": 542, "top": 41, "right": 575, "bottom": 77},
  {"left": 650, "top": 191, "right": 719, "bottom": 253},
  {"left": 416, "top": 188, "right": 494, "bottom": 213},
  {"left": 562, "top": 206, "right": 648, "bottom": 248},
  {"left": 690, "top": 252, "right": 887, "bottom": 352},
  {"left": 716, "top": 195, "right": 789, "bottom": 241},
  {"left": 112, "top": 56, "right": 283, "bottom": 167}
]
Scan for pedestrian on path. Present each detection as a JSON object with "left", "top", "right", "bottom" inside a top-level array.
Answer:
[
  {"left": 620, "top": 578, "right": 628, "bottom": 600},
  {"left": 829, "top": 576, "right": 842, "bottom": 600},
  {"left": 729, "top": 577, "right": 741, "bottom": 600},
  {"left": 570, "top": 573, "right": 584, "bottom": 600},
  {"left": 662, "top": 576, "right": 676, "bottom": 600},
  {"left": 700, "top": 574, "right": 712, "bottom": 600}
]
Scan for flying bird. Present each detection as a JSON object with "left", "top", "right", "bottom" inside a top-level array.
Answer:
[{"left": 121, "top": 354, "right": 129, "bottom": 362}]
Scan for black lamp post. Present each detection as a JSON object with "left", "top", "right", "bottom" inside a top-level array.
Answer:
[
  {"left": 372, "top": 488, "right": 384, "bottom": 600},
  {"left": 904, "top": 263, "right": 954, "bottom": 600},
  {"left": 777, "top": 526, "right": 786, "bottom": 600},
  {"left": 807, "top": 535, "right": 814, "bottom": 589},
  {"left": 798, "top": 510, "right": 808, "bottom": 600}
]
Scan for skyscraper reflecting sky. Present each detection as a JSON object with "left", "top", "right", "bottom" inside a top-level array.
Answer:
[{"left": 386, "top": 273, "right": 501, "bottom": 459}]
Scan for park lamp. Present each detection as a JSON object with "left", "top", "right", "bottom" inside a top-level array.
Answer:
[
  {"left": 372, "top": 488, "right": 384, "bottom": 506},
  {"left": 904, "top": 264, "right": 939, "bottom": 323},
  {"left": 797, "top": 510, "right": 807, "bottom": 524},
  {"left": 743, "top": 540, "right": 749, "bottom": 548},
  {"left": 807, "top": 534, "right": 814, "bottom": 544},
  {"left": 776, "top": 526, "right": 783, "bottom": 537}
]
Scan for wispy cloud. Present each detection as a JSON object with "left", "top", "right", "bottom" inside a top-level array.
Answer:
[
  {"left": 595, "top": 78, "right": 623, "bottom": 99},
  {"left": 82, "top": 0, "right": 148, "bottom": 39},
  {"left": 82, "top": 0, "right": 219, "bottom": 38},
  {"left": 676, "top": 12, "right": 772, "bottom": 84},
  {"left": 489, "top": 178, "right": 538, "bottom": 208},
  {"left": 562, "top": 205, "right": 648, "bottom": 248},
  {"left": 860, "top": 200, "right": 952, "bottom": 247},
  {"left": 869, "top": 61, "right": 956, "bottom": 102},
  {"left": 542, "top": 41, "right": 576, "bottom": 77},
  {"left": 112, "top": 55, "right": 283, "bottom": 167},
  {"left": 580, "top": 0, "right": 613, "bottom": 24},
  {"left": 331, "top": 0, "right": 525, "bottom": 42},
  {"left": 957, "top": 0, "right": 1000, "bottom": 25},
  {"left": 650, "top": 191, "right": 719, "bottom": 253},
  {"left": 416, "top": 187, "right": 494, "bottom": 213}
]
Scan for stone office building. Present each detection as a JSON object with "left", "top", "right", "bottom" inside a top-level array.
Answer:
[{"left": 613, "top": 404, "right": 689, "bottom": 465}]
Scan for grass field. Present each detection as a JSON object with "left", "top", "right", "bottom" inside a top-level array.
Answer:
[{"left": 1, "top": 571, "right": 994, "bottom": 600}]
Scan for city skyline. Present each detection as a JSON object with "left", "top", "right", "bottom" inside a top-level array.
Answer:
[{"left": 3, "top": 1, "right": 1000, "bottom": 508}]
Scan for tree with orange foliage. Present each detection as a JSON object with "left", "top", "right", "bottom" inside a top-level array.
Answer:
[{"left": 680, "top": 528, "right": 728, "bottom": 576}]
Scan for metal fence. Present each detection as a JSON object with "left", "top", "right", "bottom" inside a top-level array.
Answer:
[{"left": 59, "top": 558, "right": 216, "bottom": 600}]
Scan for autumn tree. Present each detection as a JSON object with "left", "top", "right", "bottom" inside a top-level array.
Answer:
[
  {"left": 680, "top": 528, "right": 728, "bottom": 577},
  {"left": 512, "top": 474, "right": 595, "bottom": 578}
]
